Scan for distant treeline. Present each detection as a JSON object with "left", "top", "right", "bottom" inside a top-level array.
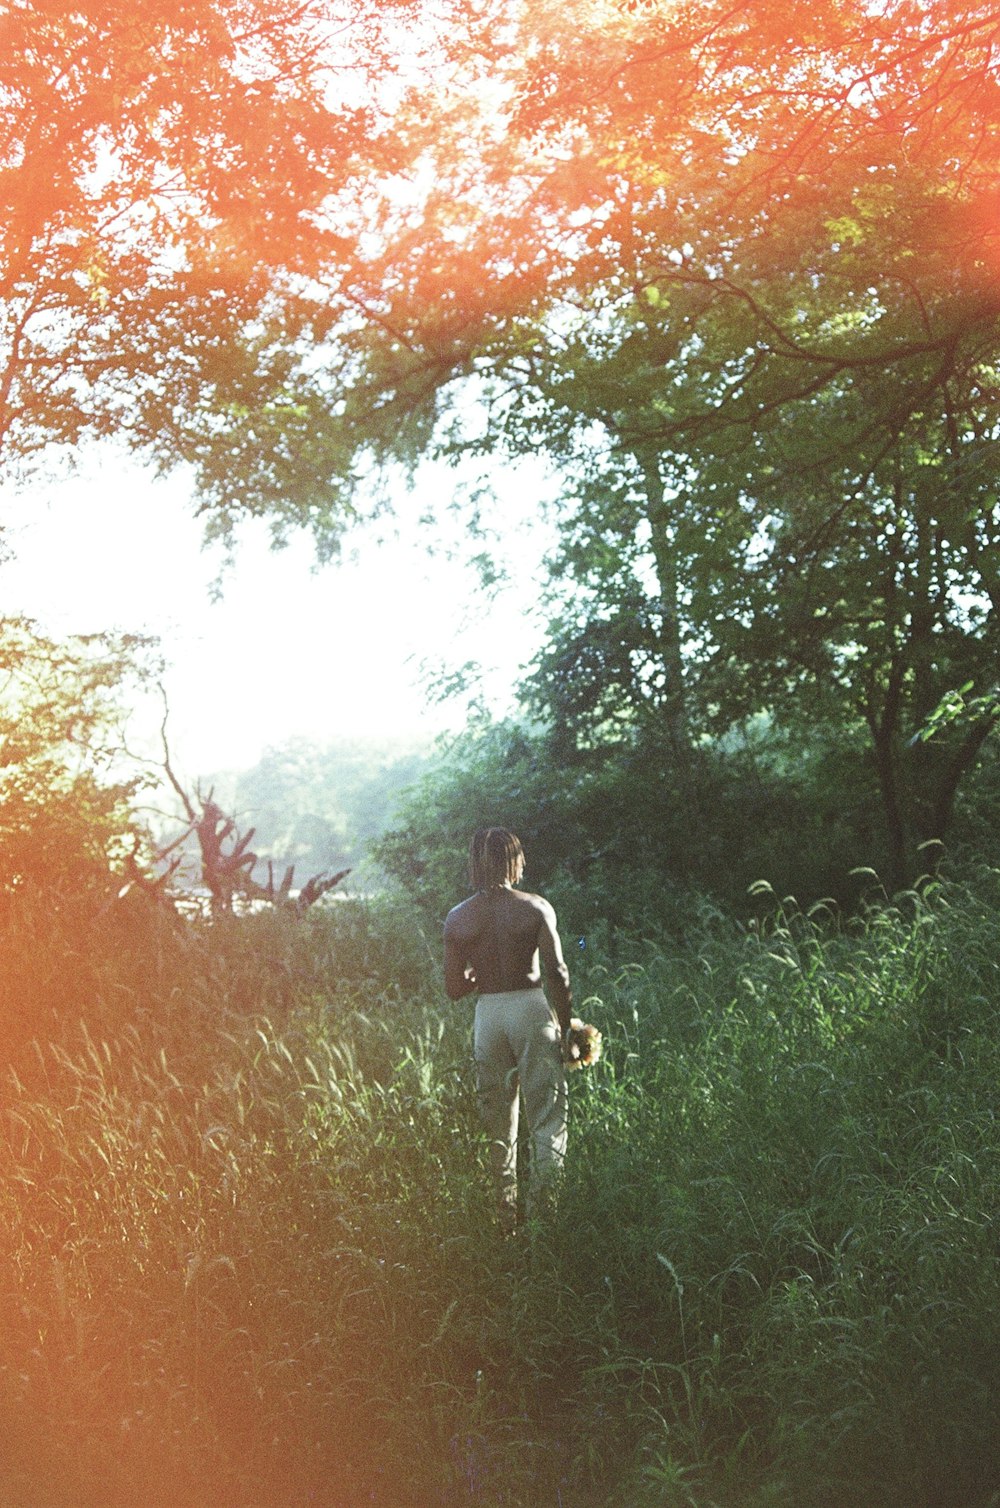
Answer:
[
  {"left": 371, "top": 716, "right": 1000, "bottom": 936},
  {"left": 164, "top": 711, "right": 1000, "bottom": 933},
  {"left": 187, "top": 736, "right": 435, "bottom": 884}
]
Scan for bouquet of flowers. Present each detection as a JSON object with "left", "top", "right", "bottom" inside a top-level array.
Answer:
[{"left": 565, "top": 1017, "right": 603, "bottom": 1070}]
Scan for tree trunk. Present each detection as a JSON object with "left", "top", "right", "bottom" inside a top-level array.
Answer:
[
  {"left": 862, "top": 651, "right": 911, "bottom": 892},
  {"left": 872, "top": 721, "right": 910, "bottom": 893},
  {"left": 922, "top": 716, "right": 999, "bottom": 847}
]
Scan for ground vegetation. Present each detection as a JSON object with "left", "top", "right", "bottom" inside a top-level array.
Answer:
[{"left": 1, "top": 867, "right": 999, "bottom": 1506}]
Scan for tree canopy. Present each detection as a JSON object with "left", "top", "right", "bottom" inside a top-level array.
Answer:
[
  {"left": 5, "top": 0, "right": 1000, "bottom": 894},
  {"left": 332, "top": 0, "right": 1000, "bottom": 884},
  {"left": 1, "top": 0, "right": 436, "bottom": 546}
]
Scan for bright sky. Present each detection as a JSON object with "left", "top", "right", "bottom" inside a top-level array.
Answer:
[{"left": 0, "top": 444, "right": 554, "bottom": 779}]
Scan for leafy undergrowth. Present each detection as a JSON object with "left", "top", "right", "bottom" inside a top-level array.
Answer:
[{"left": 1, "top": 871, "right": 999, "bottom": 1507}]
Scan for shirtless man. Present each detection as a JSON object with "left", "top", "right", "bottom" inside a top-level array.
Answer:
[{"left": 444, "top": 827, "right": 572, "bottom": 1231}]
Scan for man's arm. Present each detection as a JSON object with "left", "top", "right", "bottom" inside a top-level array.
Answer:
[
  {"left": 536, "top": 898, "right": 572, "bottom": 1035},
  {"left": 443, "top": 912, "right": 478, "bottom": 1001}
]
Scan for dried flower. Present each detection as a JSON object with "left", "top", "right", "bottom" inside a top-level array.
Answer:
[{"left": 566, "top": 1018, "right": 602, "bottom": 1070}]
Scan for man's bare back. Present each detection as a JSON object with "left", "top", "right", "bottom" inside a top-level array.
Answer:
[{"left": 444, "top": 884, "right": 572, "bottom": 1033}]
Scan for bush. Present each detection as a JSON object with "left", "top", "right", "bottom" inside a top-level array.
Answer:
[
  {"left": 0, "top": 618, "right": 157, "bottom": 901},
  {"left": 372, "top": 715, "right": 914, "bottom": 941}
]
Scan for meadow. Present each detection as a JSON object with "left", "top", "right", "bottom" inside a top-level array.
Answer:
[{"left": 1, "top": 867, "right": 999, "bottom": 1508}]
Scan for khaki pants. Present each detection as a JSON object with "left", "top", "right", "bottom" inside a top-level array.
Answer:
[{"left": 473, "top": 987, "right": 568, "bottom": 1229}]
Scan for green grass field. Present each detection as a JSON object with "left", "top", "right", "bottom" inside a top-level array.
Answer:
[{"left": 1, "top": 870, "right": 999, "bottom": 1507}]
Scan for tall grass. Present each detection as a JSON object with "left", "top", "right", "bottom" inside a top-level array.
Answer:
[{"left": 1, "top": 869, "right": 999, "bottom": 1506}]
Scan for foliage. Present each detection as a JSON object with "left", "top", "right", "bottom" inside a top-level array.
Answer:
[
  {"left": 2, "top": 867, "right": 1000, "bottom": 1505},
  {"left": 0, "top": 617, "right": 156, "bottom": 898},
  {"left": 213, "top": 736, "right": 433, "bottom": 880},
  {"left": 0, "top": 0, "right": 435, "bottom": 545},
  {"left": 298, "top": 0, "right": 1000, "bottom": 885},
  {"left": 372, "top": 712, "right": 948, "bottom": 933},
  {"left": 371, "top": 720, "right": 580, "bottom": 923},
  {"left": 8, "top": 0, "right": 1000, "bottom": 894}
]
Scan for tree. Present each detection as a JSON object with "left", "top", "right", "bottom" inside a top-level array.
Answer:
[
  {"left": 8, "top": 0, "right": 999, "bottom": 888},
  {"left": 0, "top": 0, "right": 431, "bottom": 546},
  {"left": 308, "top": 0, "right": 1000, "bottom": 886},
  {"left": 0, "top": 616, "right": 156, "bottom": 897},
  {"left": 156, "top": 719, "right": 353, "bottom": 914},
  {"left": 222, "top": 737, "right": 431, "bottom": 873}
]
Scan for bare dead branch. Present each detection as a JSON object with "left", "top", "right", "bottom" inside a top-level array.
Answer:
[{"left": 158, "top": 683, "right": 196, "bottom": 823}]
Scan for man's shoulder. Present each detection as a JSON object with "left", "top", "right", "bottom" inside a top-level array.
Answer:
[
  {"left": 515, "top": 888, "right": 555, "bottom": 917},
  {"left": 444, "top": 894, "right": 477, "bottom": 931}
]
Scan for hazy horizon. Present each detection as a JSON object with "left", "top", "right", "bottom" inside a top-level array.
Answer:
[{"left": 0, "top": 441, "right": 555, "bottom": 779}]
